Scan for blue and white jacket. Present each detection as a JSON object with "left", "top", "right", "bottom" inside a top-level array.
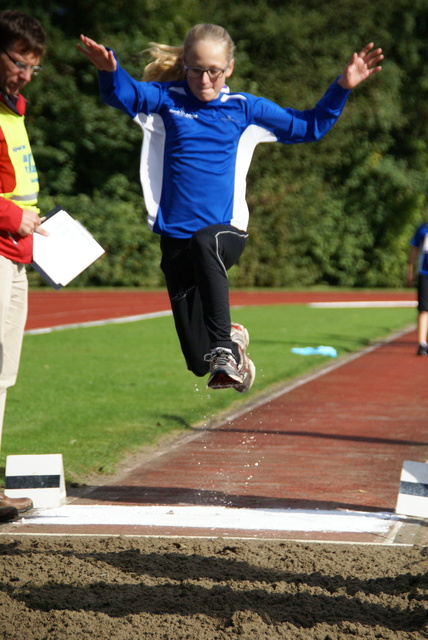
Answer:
[{"left": 98, "top": 59, "right": 350, "bottom": 239}]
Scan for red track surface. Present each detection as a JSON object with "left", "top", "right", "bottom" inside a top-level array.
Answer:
[{"left": 9, "top": 289, "right": 426, "bottom": 542}]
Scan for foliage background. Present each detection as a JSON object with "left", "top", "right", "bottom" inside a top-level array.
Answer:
[{"left": 12, "top": 0, "right": 428, "bottom": 288}]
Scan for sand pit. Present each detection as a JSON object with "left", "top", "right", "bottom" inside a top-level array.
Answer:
[{"left": 0, "top": 535, "right": 427, "bottom": 639}]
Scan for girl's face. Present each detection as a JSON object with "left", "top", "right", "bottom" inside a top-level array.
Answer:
[{"left": 184, "top": 39, "right": 234, "bottom": 102}]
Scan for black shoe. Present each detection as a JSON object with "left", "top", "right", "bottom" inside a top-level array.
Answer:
[
  {"left": 0, "top": 506, "right": 19, "bottom": 523},
  {"left": 417, "top": 344, "right": 428, "bottom": 356}
]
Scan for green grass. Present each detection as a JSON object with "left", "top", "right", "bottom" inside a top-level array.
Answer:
[{"left": 1, "top": 304, "right": 415, "bottom": 484}]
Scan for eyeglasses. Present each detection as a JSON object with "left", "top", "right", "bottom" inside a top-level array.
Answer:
[
  {"left": 184, "top": 62, "right": 230, "bottom": 80},
  {"left": 2, "top": 49, "right": 43, "bottom": 76}
]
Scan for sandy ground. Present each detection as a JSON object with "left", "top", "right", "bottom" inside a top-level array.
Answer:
[{"left": 0, "top": 535, "right": 427, "bottom": 640}]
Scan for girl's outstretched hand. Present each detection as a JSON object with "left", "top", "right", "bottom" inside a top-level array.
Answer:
[
  {"left": 77, "top": 34, "right": 117, "bottom": 72},
  {"left": 338, "top": 43, "right": 383, "bottom": 89}
]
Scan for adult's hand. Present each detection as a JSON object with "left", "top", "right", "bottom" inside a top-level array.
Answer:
[{"left": 18, "top": 210, "right": 48, "bottom": 237}]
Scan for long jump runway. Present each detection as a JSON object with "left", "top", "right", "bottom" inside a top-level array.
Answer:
[{"left": 3, "top": 290, "right": 428, "bottom": 545}]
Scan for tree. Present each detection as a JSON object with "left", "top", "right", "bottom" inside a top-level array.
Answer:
[{"left": 19, "top": 0, "right": 428, "bottom": 287}]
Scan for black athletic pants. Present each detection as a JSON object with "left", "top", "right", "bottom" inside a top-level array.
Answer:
[
  {"left": 160, "top": 224, "right": 248, "bottom": 376},
  {"left": 418, "top": 274, "right": 428, "bottom": 312}
]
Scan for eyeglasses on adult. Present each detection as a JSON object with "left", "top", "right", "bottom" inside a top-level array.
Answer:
[{"left": 2, "top": 48, "right": 43, "bottom": 75}]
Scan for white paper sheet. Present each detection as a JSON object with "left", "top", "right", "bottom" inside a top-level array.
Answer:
[{"left": 32, "top": 207, "right": 104, "bottom": 288}]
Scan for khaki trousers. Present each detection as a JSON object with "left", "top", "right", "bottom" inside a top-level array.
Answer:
[{"left": 0, "top": 255, "right": 28, "bottom": 449}]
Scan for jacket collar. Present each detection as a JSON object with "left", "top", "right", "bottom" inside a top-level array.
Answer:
[{"left": 0, "top": 90, "right": 26, "bottom": 115}]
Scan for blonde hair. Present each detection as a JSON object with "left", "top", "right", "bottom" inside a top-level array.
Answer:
[
  {"left": 141, "top": 23, "right": 235, "bottom": 82},
  {"left": 142, "top": 43, "right": 184, "bottom": 82}
]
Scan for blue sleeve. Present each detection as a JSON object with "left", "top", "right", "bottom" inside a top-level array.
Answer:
[
  {"left": 250, "top": 79, "right": 351, "bottom": 143},
  {"left": 98, "top": 55, "right": 162, "bottom": 118}
]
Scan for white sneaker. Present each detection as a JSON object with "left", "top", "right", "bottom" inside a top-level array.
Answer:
[{"left": 231, "top": 323, "right": 256, "bottom": 393}]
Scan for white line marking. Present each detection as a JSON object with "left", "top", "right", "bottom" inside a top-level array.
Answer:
[
  {"left": 384, "top": 519, "right": 406, "bottom": 544},
  {"left": 18, "top": 505, "right": 401, "bottom": 533},
  {"left": 309, "top": 301, "right": 416, "bottom": 308},
  {"left": 4, "top": 532, "right": 412, "bottom": 545},
  {"left": 25, "top": 310, "right": 172, "bottom": 335}
]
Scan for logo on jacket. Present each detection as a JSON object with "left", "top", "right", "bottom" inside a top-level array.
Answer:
[{"left": 169, "top": 108, "right": 198, "bottom": 120}]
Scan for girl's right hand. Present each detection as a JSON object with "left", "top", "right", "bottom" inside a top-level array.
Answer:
[{"left": 77, "top": 34, "right": 117, "bottom": 72}]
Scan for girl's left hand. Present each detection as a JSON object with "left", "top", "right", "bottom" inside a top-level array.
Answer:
[{"left": 338, "top": 43, "right": 383, "bottom": 89}]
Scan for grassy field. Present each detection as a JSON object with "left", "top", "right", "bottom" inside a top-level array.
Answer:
[{"left": 0, "top": 303, "right": 415, "bottom": 484}]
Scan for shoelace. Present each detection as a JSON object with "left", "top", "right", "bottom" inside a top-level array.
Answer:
[{"left": 204, "top": 347, "right": 236, "bottom": 366}]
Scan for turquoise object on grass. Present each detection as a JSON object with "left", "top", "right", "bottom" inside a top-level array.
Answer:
[{"left": 291, "top": 346, "right": 337, "bottom": 358}]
